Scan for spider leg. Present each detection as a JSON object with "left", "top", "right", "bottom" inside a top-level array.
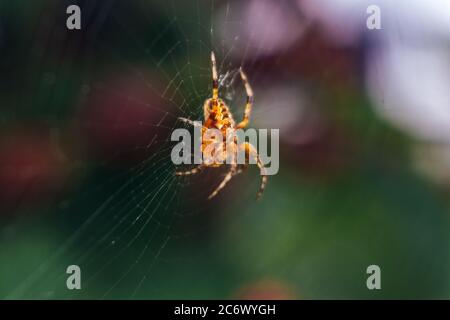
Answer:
[
  {"left": 234, "top": 164, "right": 248, "bottom": 175},
  {"left": 178, "top": 117, "right": 203, "bottom": 127},
  {"left": 239, "top": 142, "right": 268, "bottom": 199},
  {"left": 236, "top": 68, "right": 254, "bottom": 129},
  {"left": 211, "top": 51, "right": 219, "bottom": 101},
  {"left": 175, "top": 165, "right": 205, "bottom": 176},
  {"left": 208, "top": 164, "right": 237, "bottom": 200}
]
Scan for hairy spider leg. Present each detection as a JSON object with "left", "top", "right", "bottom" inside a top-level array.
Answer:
[
  {"left": 175, "top": 165, "right": 205, "bottom": 176},
  {"left": 208, "top": 163, "right": 238, "bottom": 200},
  {"left": 175, "top": 117, "right": 207, "bottom": 176},
  {"left": 236, "top": 68, "right": 254, "bottom": 129},
  {"left": 239, "top": 142, "right": 267, "bottom": 199},
  {"left": 211, "top": 51, "right": 219, "bottom": 102},
  {"left": 178, "top": 117, "right": 203, "bottom": 127}
]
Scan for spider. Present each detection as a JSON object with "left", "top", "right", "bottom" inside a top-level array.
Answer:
[{"left": 176, "top": 51, "right": 267, "bottom": 199}]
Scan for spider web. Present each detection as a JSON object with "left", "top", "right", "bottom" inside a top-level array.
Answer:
[{"left": 4, "top": 0, "right": 298, "bottom": 299}]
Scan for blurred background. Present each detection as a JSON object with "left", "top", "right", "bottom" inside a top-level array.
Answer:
[{"left": 1, "top": 0, "right": 450, "bottom": 299}]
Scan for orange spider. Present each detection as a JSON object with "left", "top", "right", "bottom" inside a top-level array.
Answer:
[{"left": 176, "top": 52, "right": 267, "bottom": 199}]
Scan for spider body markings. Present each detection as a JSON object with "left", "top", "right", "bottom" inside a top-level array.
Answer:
[{"left": 176, "top": 52, "right": 267, "bottom": 199}]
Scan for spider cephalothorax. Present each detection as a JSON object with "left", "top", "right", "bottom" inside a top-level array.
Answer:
[{"left": 176, "top": 52, "right": 267, "bottom": 199}]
